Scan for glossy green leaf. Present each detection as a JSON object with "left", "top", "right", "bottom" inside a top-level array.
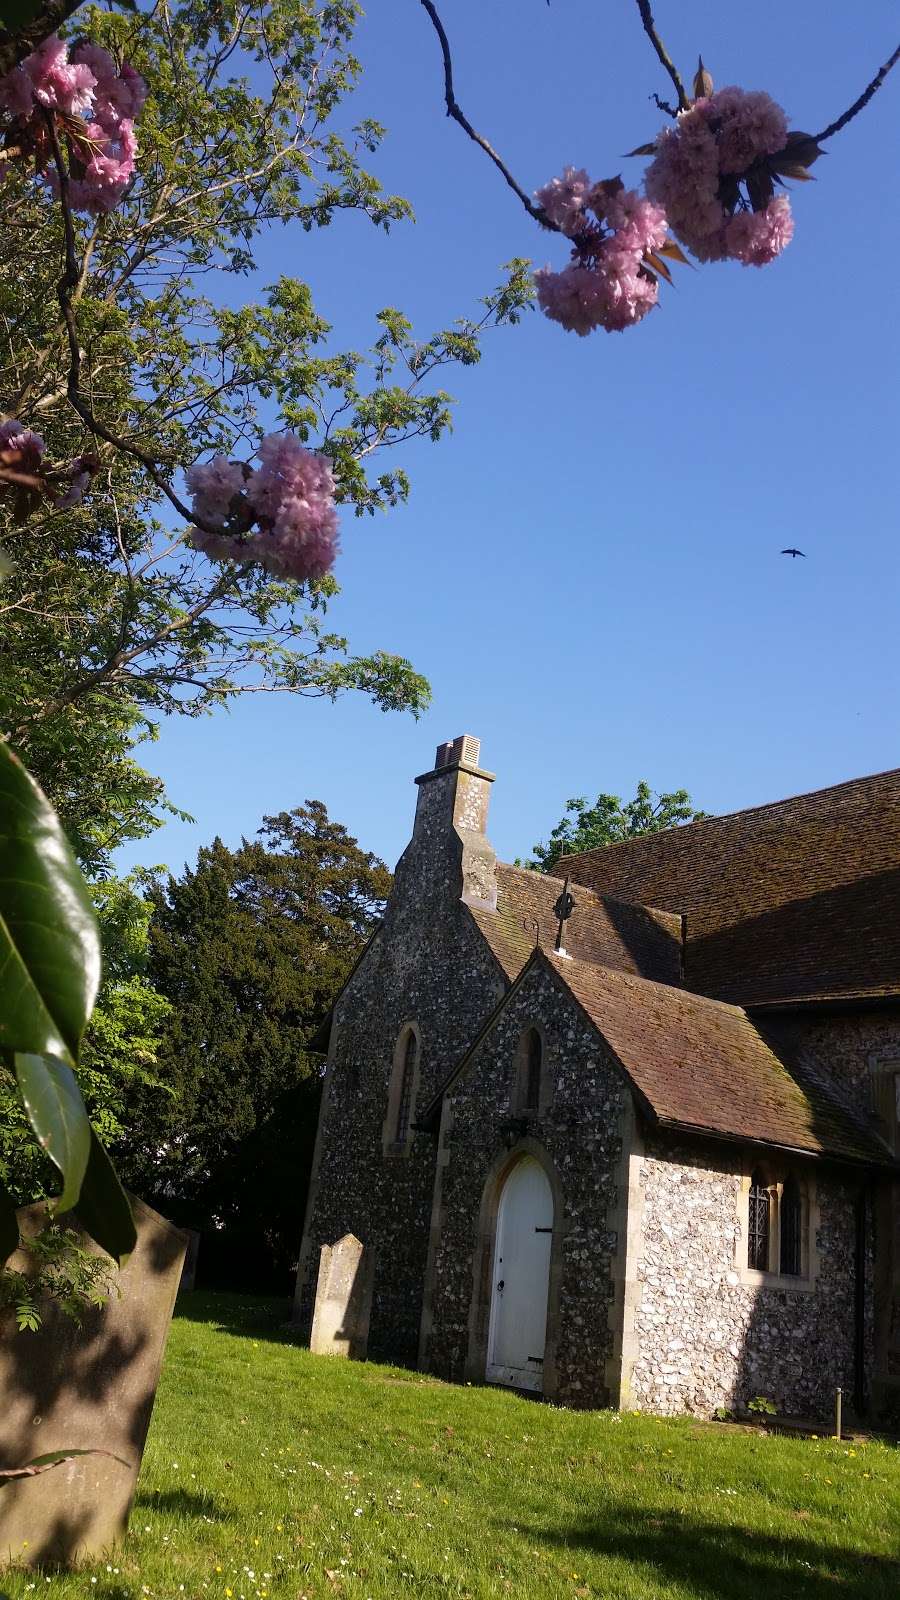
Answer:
[
  {"left": 14, "top": 1052, "right": 91, "bottom": 1214},
  {"left": 0, "top": 1176, "right": 18, "bottom": 1265},
  {"left": 76, "top": 1128, "right": 136, "bottom": 1265},
  {"left": 0, "top": 743, "right": 100, "bottom": 1062}
]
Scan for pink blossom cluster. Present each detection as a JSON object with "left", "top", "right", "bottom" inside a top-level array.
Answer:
[
  {"left": 0, "top": 416, "right": 97, "bottom": 508},
  {"left": 186, "top": 433, "right": 340, "bottom": 583},
  {"left": 534, "top": 176, "right": 668, "bottom": 335},
  {"left": 0, "top": 417, "right": 45, "bottom": 471},
  {"left": 645, "top": 87, "right": 793, "bottom": 266},
  {"left": 0, "top": 34, "right": 145, "bottom": 214}
]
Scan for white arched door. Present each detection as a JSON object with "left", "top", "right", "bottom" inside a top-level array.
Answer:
[{"left": 486, "top": 1157, "right": 553, "bottom": 1393}]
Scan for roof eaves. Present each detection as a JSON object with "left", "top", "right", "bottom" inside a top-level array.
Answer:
[
  {"left": 304, "top": 921, "right": 383, "bottom": 1054},
  {"left": 652, "top": 1114, "right": 898, "bottom": 1170}
]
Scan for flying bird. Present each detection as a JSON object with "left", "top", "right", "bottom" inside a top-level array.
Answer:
[{"left": 781, "top": 547, "right": 806, "bottom": 558}]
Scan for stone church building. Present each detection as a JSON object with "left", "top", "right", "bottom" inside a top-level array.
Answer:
[{"left": 294, "top": 736, "right": 900, "bottom": 1421}]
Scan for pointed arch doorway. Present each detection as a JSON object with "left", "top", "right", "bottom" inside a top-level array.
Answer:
[{"left": 486, "top": 1156, "right": 554, "bottom": 1393}]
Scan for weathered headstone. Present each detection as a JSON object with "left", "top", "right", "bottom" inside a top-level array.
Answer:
[
  {"left": 309, "top": 1233, "right": 373, "bottom": 1359},
  {"left": 0, "top": 1196, "right": 187, "bottom": 1568}
]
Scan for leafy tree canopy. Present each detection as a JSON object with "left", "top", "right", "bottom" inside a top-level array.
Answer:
[
  {"left": 0, "top": 0, "right": 531, "bottom": 874},
  {"left": 119, "top": 801, "right": 389, "bottom": 1276},
  {"left": 524, "top": 781, "right": 709, "bottom": 874}
]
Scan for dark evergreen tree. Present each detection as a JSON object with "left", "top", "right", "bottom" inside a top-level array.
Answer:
[{"left": 120, "top": 801, "right": 390, "bottom": 1287}]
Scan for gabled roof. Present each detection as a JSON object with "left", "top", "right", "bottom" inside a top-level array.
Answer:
[
  {"left": 422, "top": 949, "right": 894, "bottom": 1167},
  {"left": 467, "top": 862, "right": 682, "bottom": 985},
  {"left": 556, "top": 769, "right": 900, "bottom": 1007}
]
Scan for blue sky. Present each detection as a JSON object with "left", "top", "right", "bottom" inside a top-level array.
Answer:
[{"left": 118, "top": 0, "right": 900, "bottom": 878}]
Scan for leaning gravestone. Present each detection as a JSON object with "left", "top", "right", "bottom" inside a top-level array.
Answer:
[
  {"left": 0, "top": 1196, "right": 187, "bottom": 1568},
  {"left": 309, "top": 1233, "right": 374, "bottom": 1359}
]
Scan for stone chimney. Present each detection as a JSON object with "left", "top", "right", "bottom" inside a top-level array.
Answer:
[{"left": 410, "top": 735, "right": 497, "bottom": 911}]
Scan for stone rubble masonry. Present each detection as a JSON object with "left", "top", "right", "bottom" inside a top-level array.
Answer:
[
  {"left": 626, "top": 1134, "right": 873, "bottom": 1420},
  {"left": 761, "top": 1008, "right": 900, "bottom": 1416},
  {"left": 294, "top": 736, "right": 896, "bottom": 1422},
  {"left": 293, "top": 738, "right": 506, "bottom": 1365},
  {"left": 422, "top": 959, "right": 630, "bottom": 1409}
]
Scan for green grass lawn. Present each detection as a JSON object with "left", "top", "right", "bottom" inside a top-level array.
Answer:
[{"left": 4, "top": 1292, "right": 900, "bottom": 1600}]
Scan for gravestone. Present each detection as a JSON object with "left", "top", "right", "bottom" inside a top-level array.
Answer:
[
  {"left": 0, "top": 1196, "right": 187, "bottom": 1568},
  {"left": 309, "top": 1233, "right": 374, "bottom": 1359}
]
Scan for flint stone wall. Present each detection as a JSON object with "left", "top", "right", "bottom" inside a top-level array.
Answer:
[
  {"left": 294, "top": 768, "right": 505, "bottom": 1366},
  {"left": 629, "top": 1135, "right": 872, "bottom": 1420},
  {"left": 423, "top": 961, "right": 629, "bottom": 1408},
  {"left": 764, "top": 1009, "right": 900, "bottom": 1407}
]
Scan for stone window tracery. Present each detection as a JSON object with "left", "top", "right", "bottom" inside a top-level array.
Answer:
[{"left": 743, "top": 1164, "right": 811, "bottom": 1282}]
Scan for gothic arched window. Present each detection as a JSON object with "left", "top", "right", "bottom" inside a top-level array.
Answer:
[
  {"left": 395, "top": 1028, "right": 418, "bottom": 1146},
  {"left": 747, "top": 1170, "right": 771, "bottom": 1271},
  {"left": 523, "top": 1029, "right": 542, "bottom": 1112},
  {"left": 780, "top": 1174, "right": 803, "bottom": 1277},
  {"left": 383, "top": 1024, "right": 421, "bottom": 1156}
]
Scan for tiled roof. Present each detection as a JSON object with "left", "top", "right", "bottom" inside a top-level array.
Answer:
[
  {"left": 550, "top": 952, "right": 892, "bottom": 1164},
  {"left": 555, "top": 769, "right": 900, "bottom": 1006},
  {"left": 468, "top": 863, "right": 682, "bottom": 985}
]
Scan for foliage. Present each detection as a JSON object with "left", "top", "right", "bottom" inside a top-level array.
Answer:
[
  {"left": 0, "top": 871, "right": 169, "bottom": 1207},
  {"left": 118, "top": 802, "right": 390, "bottom": 1275},
  {"left": 0, "top": 740, "right": 135, "bottom": 1288},
  {"left": 0, "top": 1, "right": 533, "bottom": 874},
  {"left": 748, "top": 1394, "right": 779, "bottom": 1416},
  {"left": 524, "top": 780, "right": 709, "bottom": 874},
  {"left": 4, "top": 1290, "right": 898, "bottom": 1598},
  {"left": 0, "top": 1215, "right": 119, "bottom": 1332}
]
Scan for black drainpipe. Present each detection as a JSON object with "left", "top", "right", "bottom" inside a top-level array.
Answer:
[{"left": 853, "top": 1183, "right": 869, "bottom": 1416}]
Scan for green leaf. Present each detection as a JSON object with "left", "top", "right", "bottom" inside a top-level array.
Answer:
[
  {"left": 14, "top": 1052, "right": 91, "bottom": 1214},
  {"left": 0, "top": 1176, "right": 18, "bottom": 1265},
  {"left": 0, "top": 743, "right": 100, "bottom": 1062},
  {"left": 624, "top": 142, "right": 658, "bottom": 158},
  {"left": 75, "top": 1128, "right": 136, "bottom": 1266}
]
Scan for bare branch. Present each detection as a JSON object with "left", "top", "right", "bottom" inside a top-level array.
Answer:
[
  {"left": 417, "top": 0, "right": 558, "bottom": 230},
  {"left": 815, "top": 40, "right": 900, "bottom": 142},
  {"left": 634, "top": 0, "right": 688, "bottom": 113}
]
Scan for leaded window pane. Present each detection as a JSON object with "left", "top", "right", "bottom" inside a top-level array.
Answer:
[
  {"left": 780, "top": 1175, "right": 802, "bottom": 1276},
  {"left": 748, "top": 1172, "right": 770, "bottom": 1271},
  {"left": 396, "top": 1031, "right": 417, "bottom": 1144},
  {"left": 524, "top": 1030, "right": 542, "bottom": 1111}
]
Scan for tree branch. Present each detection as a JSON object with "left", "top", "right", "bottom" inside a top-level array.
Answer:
[
  {"left": 42, "top": 110, "right": 221, "bottom": 539},
  {"left": 634, "top": 0, "right": 688, "bottom": 113},
  {"left": 0, "top": 0, "right": 85, "bottom": 78},
  {"left": 416, "top": 0, "right": 557, "bottom": 230},
  {"left": 815, "top": 40, "right": 900, "bottom": 142}
]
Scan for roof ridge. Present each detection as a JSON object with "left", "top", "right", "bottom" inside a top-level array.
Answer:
[
  {"left": 545, "top": 949, "right": 745, "bottom": 1018},
  {"left": 556, "top": 765, "right": 900, "bottom": 870},
  {"left": 496, "top": 859, "right": 680, "bottom": 924}
]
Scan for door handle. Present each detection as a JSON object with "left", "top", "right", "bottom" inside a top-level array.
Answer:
[{"left": 496, "top": 1279, "right": 504, "bottom": 1292}]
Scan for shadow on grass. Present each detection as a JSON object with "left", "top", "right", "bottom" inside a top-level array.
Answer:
[
  {"left": 526, "top": 1508, "right": 900, "bottom": 1600},
  {"left": 174, "top": 1292, "right": 299, "bottom": 1346},
  {"left": 134, "top": 1486, "right": 230, "bottom": 1522}
]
